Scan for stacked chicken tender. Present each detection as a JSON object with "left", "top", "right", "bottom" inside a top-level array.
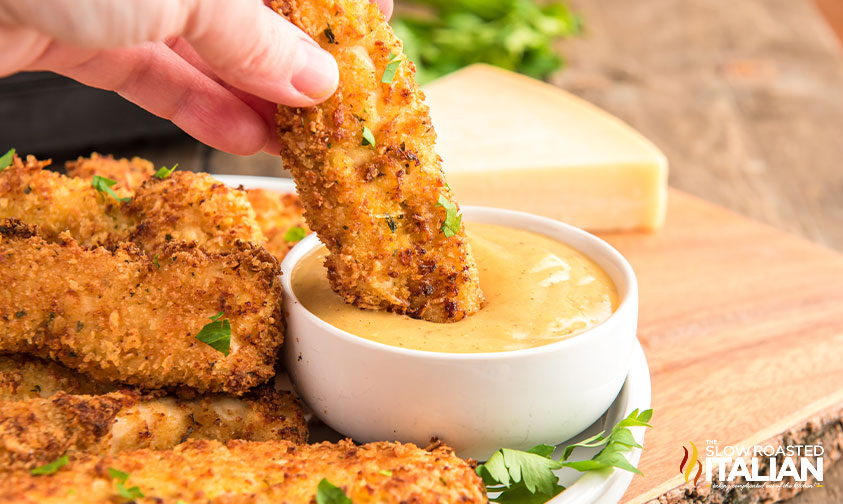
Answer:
[{"left": 0, "top": 154, "right": 484, "bottom": 502}]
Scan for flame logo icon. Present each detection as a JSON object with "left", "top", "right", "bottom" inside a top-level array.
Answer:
[{"left": 679, "top": 441, "right": 703, "bottom": 485}]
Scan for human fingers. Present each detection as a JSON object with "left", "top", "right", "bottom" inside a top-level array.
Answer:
[{"left": 42, "top": 41, "right": 272, "bottom": 155}]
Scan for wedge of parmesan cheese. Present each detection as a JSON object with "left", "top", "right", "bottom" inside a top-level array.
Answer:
[{"left": 423, "top": 64, "right": 668, "bottom": 231}]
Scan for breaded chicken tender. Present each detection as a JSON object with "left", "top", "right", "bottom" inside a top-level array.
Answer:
[
  {"left": 246, "top": 188, "right": 309, "bottom": 260},
  {"left": 273, "top": 0, "right": 484, "bottom": 322},
  {"left": 59, "top": 152, "right": 308, "bottom": 261},
  {"left": 0, "top": 354, "right": 113, "bottom": 401},
  {"left": 0, "top": 386, "right": 307, "bottom": 471},
  {"left": 0, "top": 155, "right": 264, "bottom": 253},
  {"left": 0, "top": 155, "right": 130, "bottom": 246},
  {"left": 0, "top": 439, "right": 485, "bottom": 503},
  {"left": 128, "top": 172, "right": 266, "bottom": 253},
  {"left": 65, "top": 153, "right": 155, "bottom": 195},
  {"left": 0, "top": 220, "right": 283, "bottom": 394}
]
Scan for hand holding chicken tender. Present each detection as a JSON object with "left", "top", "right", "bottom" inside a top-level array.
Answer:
[{"left": 274, "top": 0, "right": 485, "bottom": 322}]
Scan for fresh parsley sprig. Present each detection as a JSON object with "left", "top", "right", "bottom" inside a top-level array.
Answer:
[
  {"left": 154, "top": 163, "right": 178, "bottom": 180},
  {"left": 361, "top": 126, "right": 376, "bottom": 147},
  {"left": 381, "top": 52, "right": 403, "bottom": 83},
  {"left": 108, "top": 467, "right": 144, "bottom": 499},
  {"left": 0, "top": 147, "right": 15, "bottom": 172},
  {"left": 436, "top": 194, "right": 462, "bottom": 237},
  {"left": 392, "top": 0, "right": 582, "bottom": 84},
  {"left": 477, "top": 409, "right": 653, "bottom": 503},
  {"left": 284, "top": 226, "right": 307, "bottom": 242},
  {"left": 195, "top": 311, "right": 232, "bottom": 356},
  {"left": 30, "top": 455, "right": 69, "bottom": 475},
  {"left": 316, "top": 478, "right": 351, "bottom": 504},
  {"left": 92, "top": 175, "right": 130, "bottom": 203}
]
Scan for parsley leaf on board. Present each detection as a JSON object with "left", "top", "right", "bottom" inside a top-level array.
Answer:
[
  {"left": 91, "top": 175, "right": 130, "bottom": 203},
  {"left": 284, "top": 226, "right": 307, "bottom": 242},
  {"left": 381, "top": 52, "right": 403, "bottom": 83},
  {"left": 154, "top": 163, "right": 178, "bottom": 180},
  {"left": 316, "top": 478, "right": 352, "bottom": 504},
  {"left": 30, "top": 455, "right": 69, "bottom": 475},
  {"left": 195, "top": 311, "right": 231, "bottom": 356},
  {"left": 0, "top": 148, "right": 15, "bottom": 171},
  {"left": 361, "top": 126, "right": 376, "bottom": 147},
  {"left": 477, "top": 409, "right": 653, "bottom": 503},
  {"left": 436, "top": 195, "right": 462, "bottom": 237}
]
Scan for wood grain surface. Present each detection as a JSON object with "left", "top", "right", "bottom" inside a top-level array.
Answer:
[
  {"left": 596, "top": 190, "right": 843, "bottom": 502},
  {"left": 553, "top": 0, "right": 843, "bottom": 253}
]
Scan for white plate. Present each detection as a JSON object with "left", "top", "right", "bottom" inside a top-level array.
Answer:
[{"left": 213, "top": 173, "right": 653, "bottom": 504}]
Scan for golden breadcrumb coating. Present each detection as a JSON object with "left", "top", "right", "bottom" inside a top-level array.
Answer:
[
  {"left": 0, "top": 155, "right": 264, "bottom": 253},
  {"left": 0, "top": 155, "right": 130, "bottom": 246},
  {"left": 0, "top": 439, "right": 485, "bottom": 503},
  {"left": 59, "top": 153, "right": 308, "bottom": 262},
  {"left": 65, "top": 153, "right": 155, "bottom": 196},
  {"left": 246, "top": 188, "right": 309, "bottom": 260},
  {"left": 273, "top": 0, "right": 484, "bottom": 322},
  {"left": 127, "top": 172, "right": 266, "bottom": 253},
  {"left": 0, "top": 354, "right": 113, "bottom": 401},
  {"left": 0, "top": 386, "right": 307, "bottom": 471},
  {"left": 0, "top": 220, "right": 283, "bottom": 394}
]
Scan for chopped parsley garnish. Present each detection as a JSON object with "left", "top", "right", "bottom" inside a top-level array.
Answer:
[
  {"left": 379, "top": 469, "right": 393, "bottom": 476},
  {"left": 31, "top": 384, "right": 41, "bottom": 394},
  {"left": 385, "top": 215, "right": 397, "bottom": 233},
  {"left": 108, "top": 467, "right": 129, "bottom": 481},
  {"left": 477, "top": 409, "right": 653, "bottom": 503},
  {"left": 361, "top": 126, "right": 376, "bottom": 147},
  {"left": 91, "top": 175, "right": 130, "bottom": 203},
  {"left": 324, "top": 24, "right": 336, "bottom": 44},
  {"left": 15, "top": 310, "right": 26, "bottom": 318},
  {"left": 195, "top": 311, "right": 231, "bottom": 356},
  {"left": 153, "top": 163, "right": 178, "bottom": 180},
  {"left": 316, "top": 478, "right": 351, "bottom": 504},
  {"left": 30, "top": 455, "right": 68, "bottom": 475},
  {"left": 436, "top": 195, "right": 462, "bottom": 237},
  {"left": 0, "top": 148, "right": 15, "bottom": 171},
  {"left": 108, "top": 467, "right": 144, "bottom": 499},
  {"left": 381, "top": 52, "right": 402, "bottom": 83},
  {"left": 153, "top": 253, "right": 160, "bottom": 269},
  {"left": 284, "top": 226, "right": 307, "bottom": 242}
]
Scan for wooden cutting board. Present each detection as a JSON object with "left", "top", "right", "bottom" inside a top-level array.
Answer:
[{"left": 592, "top": 189, "right": 843, "bottom": 502}]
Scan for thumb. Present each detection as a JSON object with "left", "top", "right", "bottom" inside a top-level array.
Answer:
[{"left": 183, "top": 0, "right": 338, "bottom": 107}]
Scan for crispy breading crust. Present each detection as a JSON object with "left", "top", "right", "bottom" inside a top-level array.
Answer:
[
  {"left": 0, "top": 386, "right": 307, "bottom": 471},
  {"left": 246, "top": 188, "right": 309, "bottom": 260},
  {"left": 59, "top": 153, "right": 309, "bottom": 262},
  {"left": 0, "top": 155, "right": 130, "bottom": 246},
  {"left": 128, "top": 172, "right": 266, "bottom": 253},
  {"left": 273, "top": 0, "right": 484, "bottom": 322},
  {"left": 0, "top": 439, "right": 486, "bottom": 503},
  {"left": 0, "top": 220, "right": 283, "bottom": 394},
  {"left": 0, "top": 354, "right": 114, "bottom": 401},
  {"left": 65, "top": 153, "right": 155, "bottom": 195},
  {"left": 0, "top": 156, "right": 264, "bottom": 254}
]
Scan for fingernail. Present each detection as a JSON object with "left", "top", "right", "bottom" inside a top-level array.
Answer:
[{"left": 291, "top": 41, "right": 338, "bottom": 100}]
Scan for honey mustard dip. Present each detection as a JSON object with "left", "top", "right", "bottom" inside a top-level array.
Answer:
[{"left": 292, "top": 222, "right": 618, "bottom": 353}]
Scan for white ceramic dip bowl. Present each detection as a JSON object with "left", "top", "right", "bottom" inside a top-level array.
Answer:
[{"left": 281, "top": 206, "right": 639, "bottom": 461}]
